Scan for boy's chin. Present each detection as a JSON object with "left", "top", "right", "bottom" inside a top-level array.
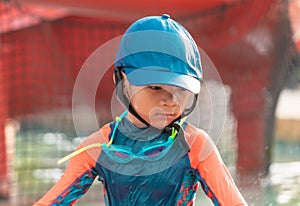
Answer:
[
  {"left": 149, "top": 119, "right": 173, "bottom": 130},
  {"left": 149, "top": 114, "right": 182, "bottom": 129}
]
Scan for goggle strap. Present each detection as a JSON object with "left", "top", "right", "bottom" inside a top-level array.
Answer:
[
  {"left": 170, "top": 127, "right": 177, "bottom": 139},
  {"left": 170, "top": 117, "right": 186, "bottom": 139},
  {"left": 57, "top": 110, "right": 129, "bottom": 164},
  {"left": 57, "top": 111, "right": 185, "bottom": 165},
  {"left": 108, "top": 110, "right": 129, "bottom": 146},
  {"left": 57, "top": 143, "right": 102, "bottom": 164}
]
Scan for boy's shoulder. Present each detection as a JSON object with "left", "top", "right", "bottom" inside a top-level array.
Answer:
[
  {"left": 184, "top": 122, "right": 208, "bottom": 141},
  {"left": 184, "top": 122, "right": 212, "bottom": 153},
  {"left": 99, "top": 122, "right": 112, "bottom": 137}
]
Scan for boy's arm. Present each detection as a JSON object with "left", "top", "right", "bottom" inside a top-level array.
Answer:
[
  {"left": 186, "top": 127, "right": 248, "bottom": 206},
  {"left": 33, "top": 130, "right": 103, "bottom": 206},
  {"left": 197, "top": 146, "right": 247, "bottom": 205}
]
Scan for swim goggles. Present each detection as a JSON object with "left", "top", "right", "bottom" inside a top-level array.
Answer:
[{"left": 58, "top": 110, "right": 184, "bottom": 164}]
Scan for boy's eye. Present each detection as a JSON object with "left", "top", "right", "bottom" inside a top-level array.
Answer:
[
  {"left": 177, "top": 88, "right": 186, "bottom": 92},
  {"left": 149, "top": 86, "right": 162, "bottom": 90}
]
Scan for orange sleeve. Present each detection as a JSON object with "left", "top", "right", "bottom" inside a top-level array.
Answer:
[
  {"left": 33, "top": 125, "right": 110, "bottom": 206},
  {"left": 186, "top": 125, "right": 248, "bottom": 206}
]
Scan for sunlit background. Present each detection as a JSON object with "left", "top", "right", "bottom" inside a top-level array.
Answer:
[{"left": 0, "top": 0, "right": 300, "bottom": 205}]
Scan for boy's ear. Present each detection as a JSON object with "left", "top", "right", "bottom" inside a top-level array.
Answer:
[
  {"left": 120, "top": 70, "right": 126, "bottom": 78},
  {"left": 113, "top": 71, "right": 126, "bottom": 86},
  {"left": 121, "top": 72, "right": 129, "bottom": 95},
  {"left": 114, "top": 67, "right": 123, "bottom": 86},
  {"left": 112, "top": 73, "right": 116, "bottom": 84}
]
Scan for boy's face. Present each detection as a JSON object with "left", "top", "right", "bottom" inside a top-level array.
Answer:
[{"left": 123, "top": 75, "right": 193, "bottom": 129}]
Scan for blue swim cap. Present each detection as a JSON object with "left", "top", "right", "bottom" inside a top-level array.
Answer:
[{"left": 114, "top": 14, "right": 202, "bottom": 94}]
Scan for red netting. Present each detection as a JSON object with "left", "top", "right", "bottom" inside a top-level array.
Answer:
[{"left": 1, "top": 2, "right": 130, "bottom": 204}]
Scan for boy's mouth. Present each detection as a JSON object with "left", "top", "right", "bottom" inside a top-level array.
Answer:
[{"left": 155, "top": 113, "right": 176, "bottom": 118}]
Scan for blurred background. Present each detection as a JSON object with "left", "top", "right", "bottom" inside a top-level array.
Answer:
[{"left": 0, "top": 0, "right": 300, "bottom": 205}]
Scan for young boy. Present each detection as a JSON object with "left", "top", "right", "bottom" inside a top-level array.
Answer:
[{"left": 34, "top": 14, "right": 247, "bottom": 205}]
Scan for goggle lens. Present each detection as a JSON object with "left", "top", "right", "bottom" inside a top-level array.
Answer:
[
  {"left": 114, "top": 151, "right": 131, "bottom": 158},
  {"left": 144, "top": 146, "right": 167, "bottom": 157}
]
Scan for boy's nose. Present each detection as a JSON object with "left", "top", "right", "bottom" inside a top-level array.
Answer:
[{"left": 160, "top": 90, "right": 178, "bottom": 106}]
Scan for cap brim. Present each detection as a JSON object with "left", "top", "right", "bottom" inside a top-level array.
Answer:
[{"left": 124, "top": 67, "right": 200, "bottom": 94}]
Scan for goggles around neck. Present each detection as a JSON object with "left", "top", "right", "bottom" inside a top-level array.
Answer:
[
  {"left": 57, "top": 110, "right": 184, "bottom": 164},
  {"left": 102, "top": 110, "right": 184, "bottom": 163}
]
